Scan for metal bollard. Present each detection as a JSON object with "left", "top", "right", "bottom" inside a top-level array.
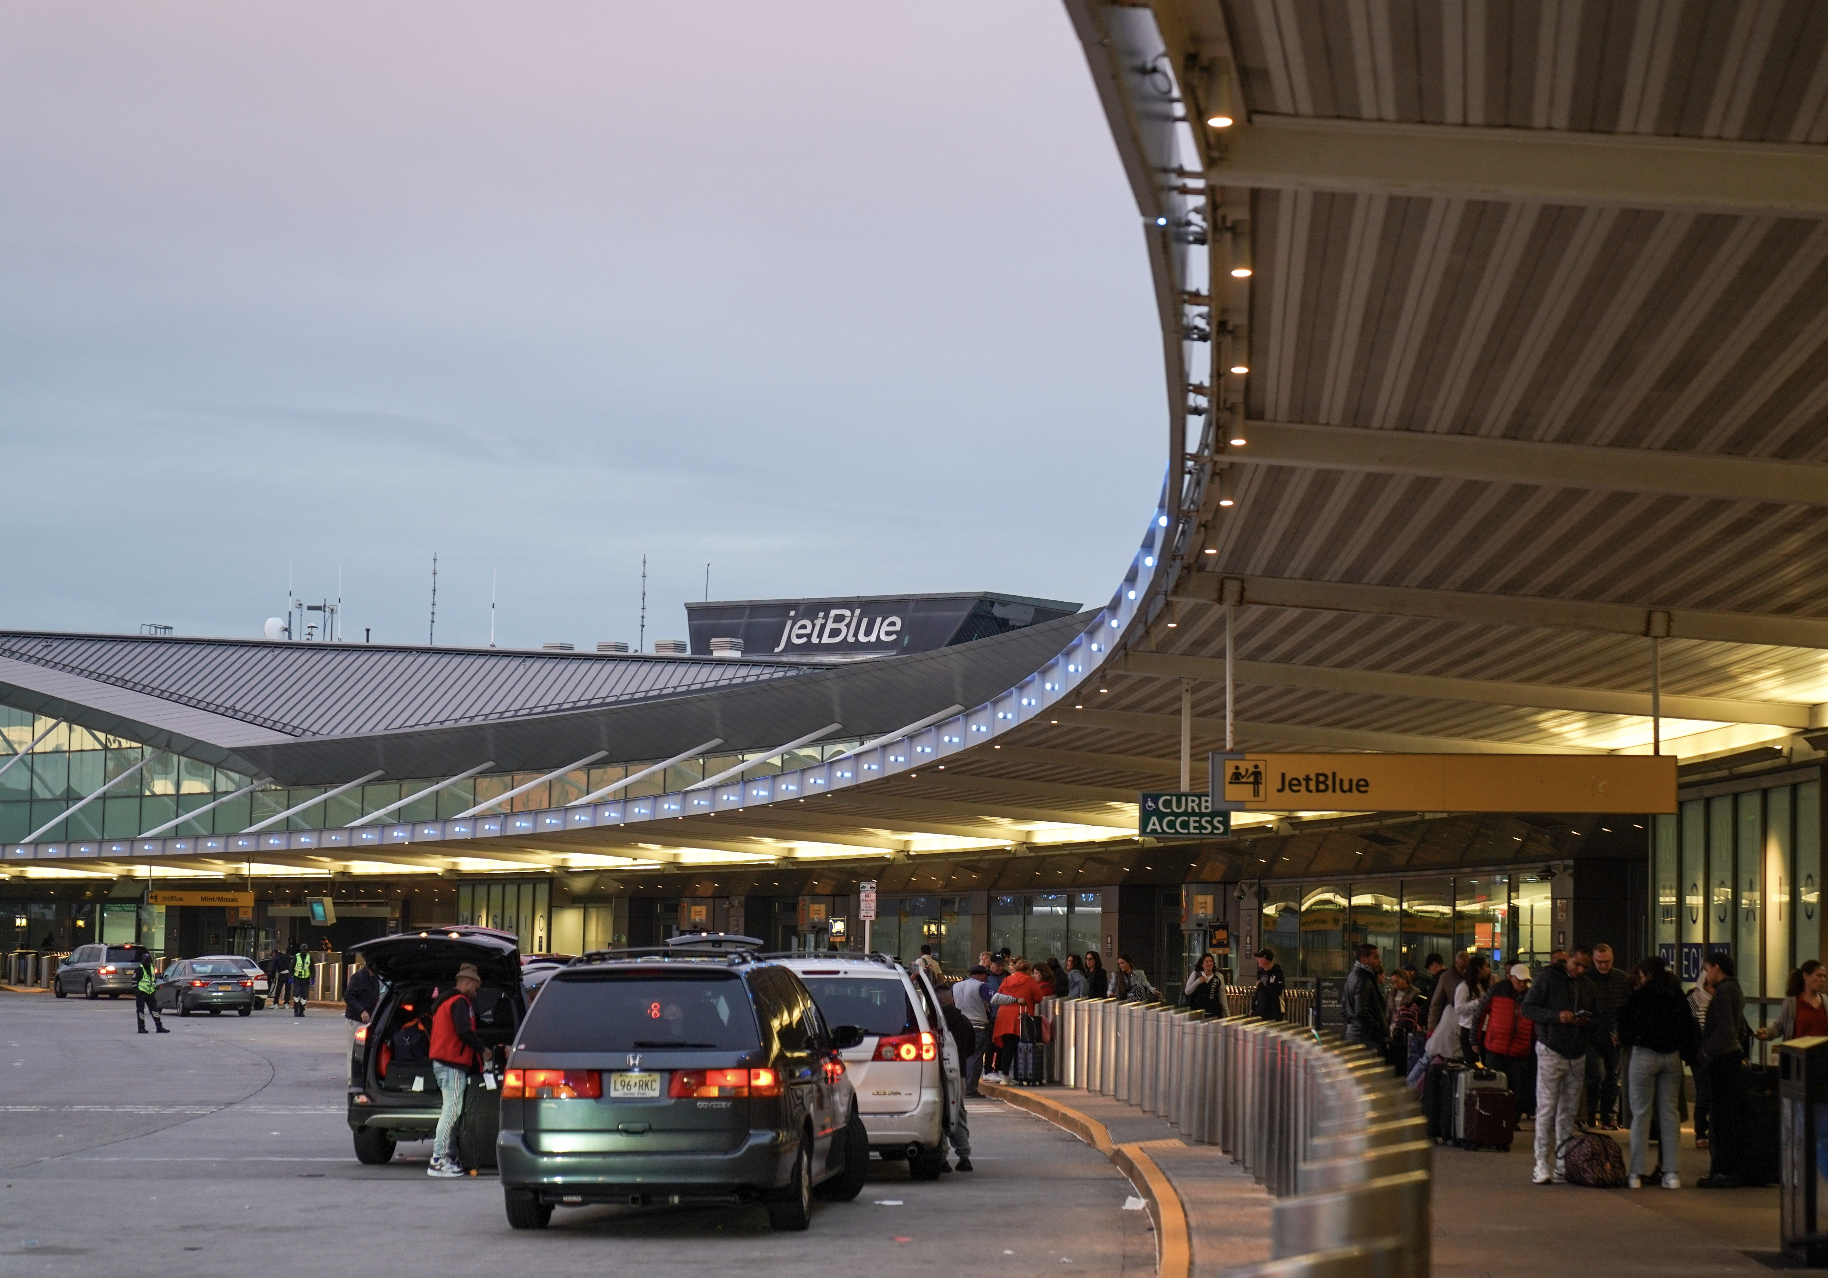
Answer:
[{"left": 1269, "top": 1169, "right": 1429, "bottom": 1276}]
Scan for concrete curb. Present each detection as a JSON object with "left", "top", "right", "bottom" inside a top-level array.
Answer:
[
  {"left": 0, "top": 985, "right": 50, "bottom": 995},
  {"left": 981, "top": 1082, "right": 1191, "bottom": 1278}
]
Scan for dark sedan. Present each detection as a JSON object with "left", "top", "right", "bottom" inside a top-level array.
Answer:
[{"left": 155, "top": 957, "right": 256, "bottom": 1017}]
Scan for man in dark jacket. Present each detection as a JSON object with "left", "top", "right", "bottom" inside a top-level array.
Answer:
[
  {"left": 1425, "top": 951, "right": 1470, "bottom": 1037},
  {"left": 1697, "top": 952, "right": 1748, "bottom": 1189},
  {"left": 343, "top": 953, "right": 380, "bottom": 1025},
  {"left": 1250, "top": 948, "right": 1286, "bottom": 1021},
  {"left": 1341, "top": 944, "right": 1387, "bottom": 1050},
  {"left": 938, "top": 999, "right": 976, "bottom": 1171},
  {"left": 1521, "top": 946, "right": 1595, "bottom": 1184},
  {"left": 1586, "top": 943, "right": 1634, "bottom": 1129},
  {"left": 1414, "top": 954, "right": 1445, "bottom": 1005}
]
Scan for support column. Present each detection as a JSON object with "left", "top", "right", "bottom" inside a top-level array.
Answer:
[{"left": 1180, "top": 678, "right": 1194, "bottom": 790}]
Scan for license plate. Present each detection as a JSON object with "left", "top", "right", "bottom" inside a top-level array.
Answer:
[
  {"left": 215, "top": 984, "right": 233, "bottom": 990},
  {"left": 609, "top": 1072, "right": 661, "bottom": 1100}
]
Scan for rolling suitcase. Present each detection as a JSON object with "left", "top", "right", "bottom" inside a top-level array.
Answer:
[
  {"left": 454, "top": 1072, "right": 501, "bottom": 1171},
  {"left": 1461, "top": 1087, "right": 1516, "bottom": 1150},
  {"left": 1425, "top": 1061, "right": 1464, "bottom": 1143},
  {"left": 1013, "top": 1040, "right": 1045, "bottom": 1085},
  {"left": 1452, "top": 1066, "right": 1506, "bottom": 1144}
]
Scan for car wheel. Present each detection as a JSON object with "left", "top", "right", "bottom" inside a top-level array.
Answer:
[
  {"left": 179, "top": 998, "right": 192, "bottom": 1017},
  {"left": 814, "top": 1106, "right": 870, "bottom": 1202},
  {"left": 503, "top": 1188, "right": 552, "bottom": 1230},
  {"left": 85, "top": 980, "right": 97, "bottom": 1000},
  {"left": 53, "top": 978, "right": 67, "bottom": 999},
  {"left": 237, "top": 1004, "right": 252, "bottom": 1017},
  {"left": 352, "top": 1127, "right": 396, "bottom": 1165},
  {"left": 765, "top": 1134, "right": 814, "bottom": 1232},
  {"left": 908, "top": 1142, "right": 947, "bottom": 1181}
]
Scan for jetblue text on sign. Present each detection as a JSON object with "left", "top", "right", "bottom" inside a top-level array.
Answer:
[{"left": 1139, "top": 792, "right": 1231, "bottom": 839}]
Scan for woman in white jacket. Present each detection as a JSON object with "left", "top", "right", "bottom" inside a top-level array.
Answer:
[{"left": 1426, "top": 955, "right": 1491, "bottom": 1063}]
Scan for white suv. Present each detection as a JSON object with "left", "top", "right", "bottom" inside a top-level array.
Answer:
[{"left": 775, "top": 953, "right": 962, "bottom": 1180}]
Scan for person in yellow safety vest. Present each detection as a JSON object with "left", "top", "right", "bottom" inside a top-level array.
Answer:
[
  {"left": 135, "top": 949, "right": 169, "bottom": 1035},
  {"left": 293, "top": 947, "right": 313, "bottom": 1017}
]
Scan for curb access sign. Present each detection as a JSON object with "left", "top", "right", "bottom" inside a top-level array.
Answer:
[{"left": 1139, "top": 792, "right": 1231, "bottom": 839}]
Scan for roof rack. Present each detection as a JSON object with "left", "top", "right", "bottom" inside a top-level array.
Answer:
[
  {"left": 759, "top": 950, "right": 902, "bottom": 970},
  {"left": 573, "top": 945, "right": 756, "bottom": 967}
]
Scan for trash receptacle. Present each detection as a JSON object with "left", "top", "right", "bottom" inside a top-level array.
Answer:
[{"left": 1781, "top": 1036, "right": 1828, "bottom": 1267}]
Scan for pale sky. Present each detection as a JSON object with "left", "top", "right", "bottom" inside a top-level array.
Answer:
[{"left": 0, "top": 2, "right": 1162, "bottom": 649}]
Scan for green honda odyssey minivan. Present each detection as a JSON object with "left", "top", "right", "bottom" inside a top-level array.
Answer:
[{"left": 497, "top": 945, "right": 869, "bottom": 1231}]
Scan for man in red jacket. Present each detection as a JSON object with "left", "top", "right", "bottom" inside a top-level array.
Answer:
[
  {"left": 428, "top": 963, "right": 489, "bottom": 1178},
  {"left": 1478, "top": 963, "right": 1536, "bottom": 1118}
]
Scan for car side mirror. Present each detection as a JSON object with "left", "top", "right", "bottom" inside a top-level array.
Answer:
[{"left": 830, "top": 1025, "right": 866, "bottom": 1050}]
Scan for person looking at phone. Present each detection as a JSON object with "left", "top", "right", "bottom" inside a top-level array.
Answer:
[{"left": 1521, "top": 945, "right": 1597, "bottom": 1184}]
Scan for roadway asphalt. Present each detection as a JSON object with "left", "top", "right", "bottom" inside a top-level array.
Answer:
[{"left": 0, "top": 992, "right": 1153, "bottom": 1276}]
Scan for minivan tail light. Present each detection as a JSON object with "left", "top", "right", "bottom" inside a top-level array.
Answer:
[
  {"left": 874, "top": 1031, "right": 937, "bottom": 1063},
  {"left": 99, "top": 966, "right": 116, "bottom": 974},
  {"left": 669, "top": 1068, "right": 780, "bottom": 1098},
  {"left": 500, "top": 1069, "right": 600, "bottom": 1100}
]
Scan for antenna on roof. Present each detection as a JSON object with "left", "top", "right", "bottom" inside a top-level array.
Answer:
[
  {"left": 639, "top": 555, "right": 647, "bottom": 653},
  {"left": 336, "top": 563, "right": 343, "bottom": 643},
  {"left": 489, "top": 569, "right": 497, "bottom": 648},
  {"left": 428, "top": 552, "right": 438, "bottom": 646},
  {"left": 705, "top": 562, "right": 710, "bottom": 602}
]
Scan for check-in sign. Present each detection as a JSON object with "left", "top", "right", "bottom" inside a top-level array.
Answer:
[
  {"left": 1210, "top": 752, "right": 1676, "bottom": 813},
  {"left": 1139, "top": 792, "right": 1231, "bottom": 838}
]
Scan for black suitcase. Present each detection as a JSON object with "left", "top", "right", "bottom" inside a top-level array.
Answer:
[
  {"left": 1425, "top": 1061, "right": 1465, "bottom": 1143},
  {"left": 1019, "top": 1013, "right": 1043, "bottom": 1045},
  {"left": 1740, "top": 1062, "right": 1781, "bottom": 1186},
  {"left": 454, "top": 1074, "right": 501, "bottom": 1171},
  {"left": 1462, "top": 1086, "right": 1516, "bottom": 1151},
  {"left": 1013, "top": 1040, "right": 1044, "bottom": 1086}
]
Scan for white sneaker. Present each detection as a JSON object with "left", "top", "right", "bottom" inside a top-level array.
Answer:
[
  {"left": 981, "top": 1072, "right": 1004, "bottom": 1084},
  {"left": 427, "top": 1160, "right": 463, "bottom": 1178},
  {"left": 1662, "top": 1173, "right": 1681, "bottom": 1189},
  {"left": 1552, "top": 1169, "right": 1567, "bottom": 1184},
  {"left": 1532, "top": 1169, "right": 1553, "bottom": 1185},
  {"left": 1627, "top": 1175, "right": 1642, "bottom": 1189}
]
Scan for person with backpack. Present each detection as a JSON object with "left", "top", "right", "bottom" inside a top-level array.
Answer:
[
  {"left": 915, "top": 944, "right": 943, "bottom": 984},
  {"left": 1696, "top": 952, "right": 1748, "bottom": 1189},
  {"left": 1521, "top": 945, "right": 1597, "bottom": 1184},
  {"left": 1476, "top": 964, "right": 1535, "bottom": 1118},
  {"left": 1112, "top": 954, "right": 1157, "bottom": 1004},
  {"left": 1618, "top": 954, "right": 1697, "bottom": 1189}
]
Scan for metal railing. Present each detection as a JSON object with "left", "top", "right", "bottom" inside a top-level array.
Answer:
[
  {"left": 1222, "top": 984, "right": 1317, "bottom": 1027},
  {"left": 1051, "top": 997, "right": 1429, "bottom": 1277}
]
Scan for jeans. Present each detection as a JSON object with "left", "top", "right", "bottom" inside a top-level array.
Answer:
[
  {"left": 1586, "top": 1040, "right": 1622, "bottom": 1123},
  {"left": 1628, "top": 1047, "right": 1682, "bottom": 1177},
  {"left": 966, "top": 1024, "right": 990, "bottom": 1092},
  {"left": 1534, "top": 1043, "right": 1584, "bottom": 1177},
  {"left": 1706, "top": 1052, "right": 1744, "bottom": 1179},
  {"left": 431, "top": 1062, "right": 467, "bottom": 1167}
]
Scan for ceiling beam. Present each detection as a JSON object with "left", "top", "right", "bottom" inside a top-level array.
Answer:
[
  {"left": 1171, "top": 573, "right": 1828, "bottom": 651},
  {"left": 1211, "top": 114, "right": 1828, "bottom": 216},
  {"left": 818, "top": 792, "right": 1137, "bottom": 831},
  {"left": 621, "top": 821, "right": 904, "bottom": 853},
  {"left": 991, "top": 745, "right": 1182, "bottom": 778},
  {"left": 759, "top": 803, "right": 1041, "bottom": 844},
  {"left": 1059, "top": 705, "right": 1607, "bottom": 755},
  {"left": 1115, "top": 650, "right": 1813, "bottom": 728},
  {"left": 1227, "top": 420, "right": 1828, "bottom": 508}
]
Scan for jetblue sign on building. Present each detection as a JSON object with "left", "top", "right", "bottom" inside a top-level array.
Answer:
[
  {"left": 685, "top": 592, "right": 1079, "bottom": 658},
  {"left": 1139, "top": 791, "right": 1231, "bottom": 839}
]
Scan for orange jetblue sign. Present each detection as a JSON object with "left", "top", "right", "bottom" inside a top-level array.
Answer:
[{"left": 1211, "top": 753, "right": 1677, "bottom": 814}]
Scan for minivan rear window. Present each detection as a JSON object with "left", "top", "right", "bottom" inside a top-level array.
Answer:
[
  {"left": 518, "top": 974, "right": 760, "bottom": 1052},
  {"left": 798, "top": 976, "right": 917, "bottom": 1038},
  {"left": 105, "top": 947, "right": 140, "bottom": 963}
]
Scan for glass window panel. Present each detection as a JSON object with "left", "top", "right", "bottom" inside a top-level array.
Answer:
[
  {"left": 64, "top": 801, "right": 103, "bottom": 840},
  {"left": 1349, "top": 886, "right": 1399, "bottom": 971},
  {"left": 104, "top": 747, "right": 144, "bottom": 786},
  {"left": 989, "top": 894, "right": 1023, "bottom": 959},
  {"left": 102, "top": 796, "right": 141, "bottom": 838},
  {"left": 1801, "top": 783, "right": 1822, "bottom": 969},
  {"left": 178, "top": 756, "right": 216, "bottom": 796},
  {"left": 457, "top": 884, "right": 474, "bottom": 926},
  {"left": 1681, "top": 800, "right": 1706, "bottom": 953},
  {"left": 470, "top": 774, "right": 513, "bottom": 810},
  {"left": 1708, "top": 796, "right": 1734, "bottom": 957},
  {"left": 1068, "top": 893, "right": 1102, "bottom": 964},
  {"left": 0, "top": 750, "right": 28, "bottom": 801},
  {"left": 1654, "top": 813, "right": 1678, "bottom": 953},
  {"left": 548, "top": 770, "right": 588, "bottom": 807},
  {"left": 67, "top": 751, "right": 102, "bottom": 800},
  {"left": 507, "top": 776, "right": 548, "bottom": 813},
  {"left": 1025, "top": 893, "right": 1069, "bottom": 965},
  {"left": 1767, "top": 786, "right": 1792, "bottom": 1012},
  {"left": 1300, "top": 885, "right": 1348, "bottom": 980},
  {"left": 1261, "top": 884, "right": 1301, "bottom": 973},
  {"left": 0, "top": 801, "right": 27, "bottom": 842},
  {"left": 282, "top": 788, "right": 324, "bottom": 831},
  {"left": 437, "top": 780, "right": 478, "bottom": 818},
  {"left": 358, "top": 783, "right": 402, "bottom": 821},
  {"left": 214, "top": 767, "right": 251, "bottom": 793},
  {"left": 321, "top": 788, "right": 362, "bottom": 828},
  {"left": 940, "top": 896, "right": 973, "bottom": 972},
  {"left": 1738, "top": 792, "right": 1763, "bottom": 998},
  {"left": 398, "top": 785, "right": 439, "bottom": 825},
  {"left": 146, "top": 752, "right": 179, "bottom": 796},
  {"left": 249, "top": 788, "right": 289, "bottom": 826},
  {"left": 1399, "top": 876, "right": 1453, "bottom": 972},
  {"left": 210, "top": 793, "right": 252, "bottom": 834},
  {"left": 1456, "top": 874, "right": 1509, "bottom": 966},
  {"left": 32, "top": 752, "right": 70, "bottom": 800}
]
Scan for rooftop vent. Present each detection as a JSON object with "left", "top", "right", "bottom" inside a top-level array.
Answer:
[
  {"left": 651, "top": 639, "right": 688, "bottom": 655},
  {"left": 541, "top": 642, "right": 576, "bottom": 652},
  {"left": 140, "top": 623, "right": 174, "bottom": 636},
  {"left": 596, "top": 640, "right": 631, "bottom": 654},
  {"left": 709, "top": 637, "right": 744, "bottom": 658}
]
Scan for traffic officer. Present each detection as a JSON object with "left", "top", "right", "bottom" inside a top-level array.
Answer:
[
  {"left": 135, "top": 948, "right": 169, "bottom": 1035},
  {"left": 292, "top": 945, "right": 313, "bottom": 1016}
]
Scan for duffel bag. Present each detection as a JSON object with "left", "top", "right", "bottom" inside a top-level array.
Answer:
[{"left": 1559, "top": 1131, "right": 1626, "bottom": 1187}]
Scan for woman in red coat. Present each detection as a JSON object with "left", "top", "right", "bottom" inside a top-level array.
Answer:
[{"left": 986, "top": 959, "right": 1042, "bottom": 1081}]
